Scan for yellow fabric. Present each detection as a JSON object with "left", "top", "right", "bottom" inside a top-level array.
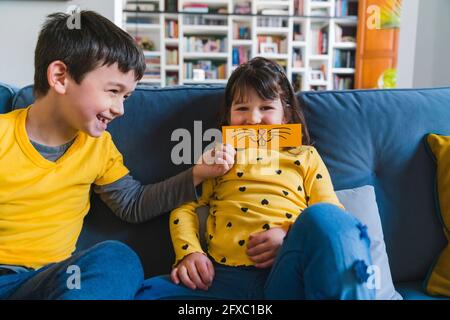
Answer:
[
  {"left": 170, "top": 146, "right": 343, "bottom": 267},
  {"left": 425, "top": 133, "right": 450, "bottom": 297},
  {"left": 0, "top": 107, "right": 129, "bottom": 269}
]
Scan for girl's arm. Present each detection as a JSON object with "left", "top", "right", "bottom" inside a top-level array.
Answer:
[
  {"left": 169, "top": 179, "right": 216, "bottom": 290},
  {"left": 303, "top": 146, "right": 344, "bottom": 209},
  {"left": 170, "top": 179, "right": 215, "bottom": 266}
]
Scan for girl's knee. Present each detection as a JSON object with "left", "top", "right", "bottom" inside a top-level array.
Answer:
[{"left": 290, "top": 203, "right": 369, "bottom": 246}]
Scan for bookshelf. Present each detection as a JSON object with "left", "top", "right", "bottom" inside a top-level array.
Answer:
[{"left": 120, "top": 0, "right": 360, "bottom": 91}]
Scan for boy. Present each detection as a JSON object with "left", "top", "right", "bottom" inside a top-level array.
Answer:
[{"left": 0, "top": 11, "right": 235, "bottom": 299}]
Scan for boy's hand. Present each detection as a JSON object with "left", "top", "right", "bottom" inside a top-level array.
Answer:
[
  {"left": 171, "top": 252, "right": 215, "bottom": 291},
  {"left": 192, "top": 143, "right": 236, "bottom": 186},
  {"left": 246, "top": 227, "right": 287, "bottom": 269}
]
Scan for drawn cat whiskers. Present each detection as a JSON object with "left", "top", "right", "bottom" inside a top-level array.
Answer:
[{"left": 231, "top": 127, "right": 292, "bottom": 147}]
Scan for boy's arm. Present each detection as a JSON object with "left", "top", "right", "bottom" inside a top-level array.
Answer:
[{"left": 94, "top": 168, "right": 199, "bottom": 223}]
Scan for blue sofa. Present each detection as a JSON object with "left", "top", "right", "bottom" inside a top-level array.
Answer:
[{"left": 1, "top": 82, "right": 450, "bottom": 300}]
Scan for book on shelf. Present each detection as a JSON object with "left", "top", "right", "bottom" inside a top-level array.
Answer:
[
  {"left": 293, "top": 23, "right": 304, "bottom": 41},
  {"left": 294, "top": 0, "right": 304, "bottom": 16},
  {"left": 258, "top": 35, "right": 288, "bottom": 54},
  {"left": 183, "top": 15, "right": 227, "bottom": 26},
  {"left": 144, "top": 56, "right": 161, "bottom": 79},
  {"left": 311, "top": 26, "right": 328, "bottom": 55},
  {"left": 333, "top": 49, "right": 355, "bottom": 68},
  {"left": 293, "top": 48, "right": 303, "bottom": 68},
  {"left": 184, "top": 36, "right": 227, "bottom": 53},
  {"left": 183, "top": 3, "right": 209, "bottom": 13},
  {"left": 125, "top": 3, "right": 157, "bottom": 12},
  {"left": 234, "top": 2, "right": 251, "bottom": 14},
  {"left": 183, "top": 3, "right": 228, "bottom": 14},
  {"left": 126, "top": 15, "right": 159, "bottom": 24},
  {"left": 165, "top": 20, "right": 179, "bottom": 38},
  {"left": 335, "top": 24, "right": 356, "bottom": 43},
  {"left": 232, "top": 47, "right": 250, "bottom": 66},
  {"left": 165, "top": 0, "right": 177, "bottom": 12},
  {"left": 334, "top": 75, "right": 354, "bottom": 89},
  {"left": 257, "top": 16, "right": 288, "bottom": 28},
  {"left": 166, "top": 47, "right": 178, "bottom": 65},
  {"left": 184, "top": 60, "right": 226, "bottom": 80},
  {"left": 310, "top": 85, "right": 327, "bottom": 91},
  {"left": 233, "top": 22, "right": 251, "bottom": 40},
  {"left": 292, "top": 73, "right": 303, "bottom": 92},
  {"left": 166, "top": 73, "right": 179, "bottom": 86},
  {"left": 336, "top": 0, "right": 358, "bottom": 17}
]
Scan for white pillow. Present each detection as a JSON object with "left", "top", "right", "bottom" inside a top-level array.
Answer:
[{"left": 336, "top": 185, "right": 402, "bottom": 300}]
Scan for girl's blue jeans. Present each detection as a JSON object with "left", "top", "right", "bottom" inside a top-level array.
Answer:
[
  {"left": 0, "top": 241, "right": 143, "bottom": 299},
  {"left": 136, "top": 203, "right": 376, "bottom": 300}
]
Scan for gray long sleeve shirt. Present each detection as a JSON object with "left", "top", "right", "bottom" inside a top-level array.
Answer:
[{"left": 30, "top": 139, "right": 197, "bottom": 223}]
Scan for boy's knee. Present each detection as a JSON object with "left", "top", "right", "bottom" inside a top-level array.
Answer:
[{"left": 87, "top": 240, "right": 143, "bottom": 281}]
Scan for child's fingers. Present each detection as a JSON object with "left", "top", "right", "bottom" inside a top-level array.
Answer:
[
  {"left": 195, "top": 259, "right": 212, "bottom": 286},
  {"left": 178, "top": 265, "right": 196, "bottom": 290},
  {"left": 248, "top": 249, "right": 276, "bottom": 264},
  {"left": 222, "top": 143, "right": 236, "bottom": 158},
  {"left": 255, "top": 258, "right": 275, "bottom": 269},
  {"left": 170, "top": 267, "right": 180, "bottom": 284},
  {"left": 213, "top": 156, "right": 230, "bottom": 173},
  {"left": 214, "top": 151, "right": 234, "bottom": 166},
  {"left": 206, "top": 259, "right": 215, "bottom": 282},
  {"left": 186, "top": 263, "right": 208, "bottom": 291},
  {"left": 247, "top": 231, "right": 267, "bottom": 248},
  {"left": 246, "top": 241, "right": 271, "bottom": 257}
]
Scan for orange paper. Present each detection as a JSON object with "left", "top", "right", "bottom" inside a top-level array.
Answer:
[{"left": 222, "top": 124, "right": 302, "bottom": 149}]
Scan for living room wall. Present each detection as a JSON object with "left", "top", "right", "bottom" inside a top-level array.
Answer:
[
  {"left": 397, "top": 0, "right": 450, "bottom": 88},
  {"left": 0, "top": 0, "right": 119, "bottom": 88}
]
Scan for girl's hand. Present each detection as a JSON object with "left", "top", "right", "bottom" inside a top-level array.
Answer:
[
  {"left": 170, "top": 252, "right": 215, "bottom": 291},
  {"left": 192, "top": 143, "right": 236, "bottom": 186},
  {"left": 246, "top": 227, "right": 287, "bottom": 269}
]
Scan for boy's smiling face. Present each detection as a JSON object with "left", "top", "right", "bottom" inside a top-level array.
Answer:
[{"left": 62, "top": 63, "right": 137, "bottom": 137}]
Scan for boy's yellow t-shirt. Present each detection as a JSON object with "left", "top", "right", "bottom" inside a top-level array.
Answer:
[
  {"left": 170, "top": 146, "right": 344, "bottom": 267},
  {"left": 0, "top": 107, "right": 129, "bottom": 269}
]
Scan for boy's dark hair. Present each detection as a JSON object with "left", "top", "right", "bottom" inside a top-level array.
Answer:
[
  {"left": 220, "top": 57, "right": 311, "bottom": 145},
  {"left": 34, "top": 10, "right": 146, "bottom": 98}
]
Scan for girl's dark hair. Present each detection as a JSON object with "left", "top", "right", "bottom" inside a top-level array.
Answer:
[
  {"left": 220, "top": 57, "right": 311, "bottom": 145},
  {"left": 34, "top": 10, "right": 146, "bottom": 98}
]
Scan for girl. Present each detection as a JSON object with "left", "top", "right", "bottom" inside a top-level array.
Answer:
[{"left": 136, "top": 57, "right": 374, "bottom": 300}]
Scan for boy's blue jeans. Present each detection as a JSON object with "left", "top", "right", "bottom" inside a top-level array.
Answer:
[
  {"left": 136, "top": 203, "right": 376, "bottom": 300},
  {"left": 0, "top": 241, "right": 143, "bottom": 299}
]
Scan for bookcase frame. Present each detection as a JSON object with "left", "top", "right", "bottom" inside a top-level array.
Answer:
[{"left": 119, "top": 0, "right": 359, "bottom": 91}]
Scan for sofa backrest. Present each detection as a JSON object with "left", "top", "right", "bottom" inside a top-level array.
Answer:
[
  {"left": 0, "top": 82, "right": 16, "bottom": 114},
  {"left": 11, "top": 85, "right": 450, "bottom": 282}
]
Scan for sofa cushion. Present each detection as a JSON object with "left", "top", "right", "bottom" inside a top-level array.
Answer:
[
  {"left": 424, "top": 134, "right": 450, "bottom": 297},
  {"left": 11, "top": 84, "right": 34, "bottom": 110},
  {"left": 0, "top": 82, "right": 16, "bottom": 114},
  {"left": 300, "top": 88, "right": 450, "bottom": 283},
  {"left": 396, "top": 281, "right": 449, "bottom": 300},
  {"left": 336, "top": 185, "right": 402, "bottom": 300}
]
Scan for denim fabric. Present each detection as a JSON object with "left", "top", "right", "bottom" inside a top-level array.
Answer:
[
  {"left": 0, "top": 241, "right": 144, "bottom": 300},
  {"left": 136, "top": 203, "right": 375, "bottom": 300}
]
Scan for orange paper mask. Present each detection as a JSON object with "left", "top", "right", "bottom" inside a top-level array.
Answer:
[{"left": 222, "top": 124, "right": 302, "bottom": 149}]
